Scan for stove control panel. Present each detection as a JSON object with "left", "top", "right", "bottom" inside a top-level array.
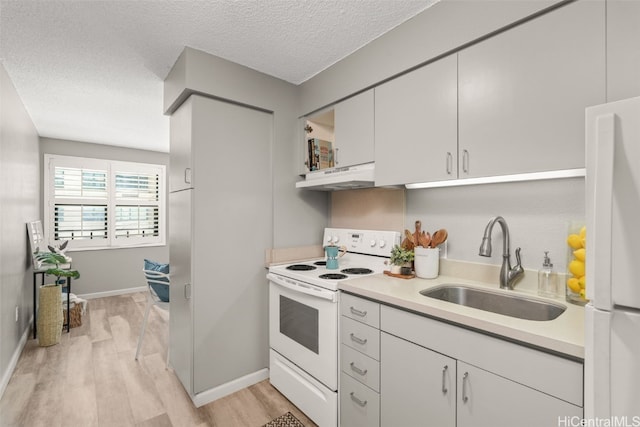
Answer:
[{"left": 323, "top": 228, "right": 401, "bottom": 257}]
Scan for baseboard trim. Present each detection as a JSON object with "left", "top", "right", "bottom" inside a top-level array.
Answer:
[
  {"left": 191, "top": 368, "right": 270, "bottom": 408},
  {"left": 0, "top": 318, "right": 31, "bottom": 400},
  {"left": 78, "top": 286, "right": 147, "bottom": 300}
]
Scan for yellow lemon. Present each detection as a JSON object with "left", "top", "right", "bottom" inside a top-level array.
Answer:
[
  {"left": 573, "top": 248, "right": 586, "bottom": 262},
  {"left": 579, "top": 289, "right": 586, "bottom": 299},
  {"left": 581, "top": 237, "right": 586, "bottom": 248},
  {"left": 567, "top": 234, "right": 582, "bottom": 249},
  {"left": 569, "top": 259, "right": 586, "bottom": 277},
  {"left": 580, "top": 226, "right": 586, "bottom": 239},
  {"left": 567, "top": 277, "right": 581, "bottom": 293},
  {"left": 578, "top": 276, "right": 586, "bottom": 289}
]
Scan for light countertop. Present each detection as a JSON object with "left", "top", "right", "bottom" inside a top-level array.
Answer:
[{"left": 338, "top": 268, "right": 585, "bottom": 360}]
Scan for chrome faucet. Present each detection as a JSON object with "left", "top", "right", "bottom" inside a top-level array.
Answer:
[{"left": 479, "top": 216, "right": 524, "bottom": 290}]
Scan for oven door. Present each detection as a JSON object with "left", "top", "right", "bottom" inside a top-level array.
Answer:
[{"left": 268, "top": 272, "right": 338, "bottom": 391}]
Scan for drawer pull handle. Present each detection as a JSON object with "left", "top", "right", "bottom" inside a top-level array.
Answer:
[
  {"left": 446, "top": 152, "right": 453, "bottom": 175},
  {"left": 462, "top": 149, "right": 470, "bottom": 174},
  {"left": 441, "top": 365, "right": 448, "bottom": 394},
  {"left": 350, "top": 362, "right": 368, "bottom": 376},
  {"left": 350, "top": 333, "right": 367, "bottom": 345},
  {"left": 350, "top": 392, "right": 367, "bottom": 407},
  {"left": 350, "top": 306, "right": 367, "bottom": 317},
  {"left": 462, "top": 372, "right": 469, "bottom": 403}
]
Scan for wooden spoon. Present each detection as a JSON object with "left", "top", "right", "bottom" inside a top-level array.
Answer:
[
  {"left": 420, "top": 231, "right": 431, "bottom": 248},
  {"left": 430, "top": 229, "right": 448, "bottom": 248}
]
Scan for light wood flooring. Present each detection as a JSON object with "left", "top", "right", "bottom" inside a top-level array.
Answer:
[{"left": 0, "top": 292, "right": 316, "bottom": 427}]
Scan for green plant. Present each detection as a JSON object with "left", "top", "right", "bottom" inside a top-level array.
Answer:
[
  {"left": 390, "top": 244, "right": 414, "bottom": 266},
  {"left": 34, "top": 251, "right": 80, "bottom": 284}
]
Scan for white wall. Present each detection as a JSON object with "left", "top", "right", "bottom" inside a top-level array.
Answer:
[
  {"left": 39, "top": 137, "right": 170, "bottom": 296},
  {"left": 406, "top": 178, "right": 585, "bottom": 276},
  {"left": 0, "top": 64, "right": 40, "bottom": 396}
]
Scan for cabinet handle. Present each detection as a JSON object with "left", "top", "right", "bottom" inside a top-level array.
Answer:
[
  {"left": 462, "top": 150, "right": 469, "bottom": 174},
  {"left": 350, "top": 333, "right": 367, "bottom": 345},
  {"left": 446, "top": 152, "right": 453, "bottom": 175},
  {"left": 184, "top": 168, "right": 192, "bottom": 184},
  {"left": 442, "top": 365, "right": 448, "bottom": 394},
  {"left": 462, "top": 372, "right": 469, "bottom": 403},
  {"left": 184, "top": 283, "right": 191, "bottom": 300},
  {"left": 349, "top": 306, "right": 367, "bottom": 317},
  {"left": 350, "top": 392, "right": 367, "bottom": 407},
  {"left": 350, "top": 362, "right": 368, "bottom": 376},
  {"left": 334, "top": 147, "right": 339, "bottom": 165}
]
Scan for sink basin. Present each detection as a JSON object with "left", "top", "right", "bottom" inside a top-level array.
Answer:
[{"left": 419, "top": 284, "right": 566, "bottom": 321}]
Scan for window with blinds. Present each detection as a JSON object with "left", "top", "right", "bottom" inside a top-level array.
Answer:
[{"left": 44, "top": 154, "right": 165, "bottom": 250}]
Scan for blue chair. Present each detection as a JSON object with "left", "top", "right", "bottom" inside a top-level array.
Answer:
[{"left": 135, "top": 260, "right": 170, "bottom": 367}]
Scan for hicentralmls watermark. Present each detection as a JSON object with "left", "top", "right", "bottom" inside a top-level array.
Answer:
[{"left": 558, "top": 416, "right": 640, "bottom": 427}]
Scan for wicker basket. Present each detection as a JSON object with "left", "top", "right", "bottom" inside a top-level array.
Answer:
[
  {"left": 37, "top": 284, "right": 62, "bottom": 347},
  {"left": 63, "top": 303, "right": 83, "bottom": 328}
]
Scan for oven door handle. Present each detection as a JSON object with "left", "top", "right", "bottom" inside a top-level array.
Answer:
[{"left": 267, "top": 273, "right": 337, "bottom": 302}]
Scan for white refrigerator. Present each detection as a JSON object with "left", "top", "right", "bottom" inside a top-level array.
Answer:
[{"left": 585, "top": 95, "right": 640, "bottom": 419}]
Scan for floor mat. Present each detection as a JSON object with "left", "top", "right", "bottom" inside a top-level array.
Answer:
[{"left": 263, "top": 411, "right": 305, "bottom": 427}]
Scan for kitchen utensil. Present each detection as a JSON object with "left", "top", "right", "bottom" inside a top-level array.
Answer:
[
  {"left": 430, "top": 229, "right": 448, "bottom": 248},
  {"left": 324, "top": 245, "right": 346, "bottom": 270},
  {"left": 402, "top": 229, "right": 416, "bottom": 250}
]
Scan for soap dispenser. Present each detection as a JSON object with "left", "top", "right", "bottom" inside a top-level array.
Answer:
[{"left": 538, "top": 251, "right": 558, "bottom": 298}]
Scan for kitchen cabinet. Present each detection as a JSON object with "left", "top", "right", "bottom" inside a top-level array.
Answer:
[
  {"left": 456, "top": 362, "right": 581, "bottom": 427},
  {"left": 375, "top": 54, "right": 458, "bottom": 186},
  {"left": 302, "top": 90, "right": 374, "bottom": 174},
  {"left": 340, "top": 294, "right": 381, "bottom": 427},
  {"left": 606, "top": 0, "right": 640, "bottom": 102},
  {"left": 458, "top": 0, "right": 605, "bottom": 178},
  {"left": 333, "top": 89, "right": 374, "bottom": 168},
  {"left": 378, "top": 303, "right": 583, "bottom": 426},
  {"left": 169, "top": 95, "right": 272, "bottom": 403},
  {"left": 380, "top": 332, "right": 455, "bottom": 427}
]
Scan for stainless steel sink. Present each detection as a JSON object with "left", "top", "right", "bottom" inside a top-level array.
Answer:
[{"left": 419, "top": 284, "right": 566, "bottom": 321}]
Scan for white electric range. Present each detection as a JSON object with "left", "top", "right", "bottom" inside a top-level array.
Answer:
[{"left": 267, "top": 228, "right": 400, "bottom": 427}]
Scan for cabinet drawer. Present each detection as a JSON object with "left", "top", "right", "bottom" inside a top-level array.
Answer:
[
  {"left": 341, "top": 344, "right": 380, "bottom": 392},
  {"left": 340, "top": 372, "right": 380, "bottom": 427},
  {"left": 341, "top": 316, "right": 380, "bottom": 360},
  {"left": 341, "top": 293, "right": 380, "bottom": 328}
]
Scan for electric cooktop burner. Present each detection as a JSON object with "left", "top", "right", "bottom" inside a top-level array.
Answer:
[
  {"left": 286, "top": 264, "right": 316, "bottom": 271},
  {"left": 341, "top": 268, "right": 374, "bottom": 275},
  {"left": 314, "top": 261, "right": 327, "bottom": 266},
  {"left": 319, "top": 273, "right": 348, "bottom": 280}
]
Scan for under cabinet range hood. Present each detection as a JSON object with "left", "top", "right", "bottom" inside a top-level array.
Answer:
[{"left": 295, "top": 162, "right": 375, "bottom": 191}]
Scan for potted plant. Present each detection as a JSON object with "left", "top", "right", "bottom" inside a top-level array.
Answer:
[
  {"left": 389, "top": 244, "right": 415, "bottom": 275},
  {"left": 33, "top": 251, "right": 80, "bottom": 346}
]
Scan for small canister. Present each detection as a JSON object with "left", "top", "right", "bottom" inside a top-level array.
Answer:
[{"left": 414, "top": 247, "right": 440, "bottom": 279}]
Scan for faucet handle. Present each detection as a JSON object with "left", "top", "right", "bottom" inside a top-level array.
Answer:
[{"left": 514, "top": 247, "right": 522, "bottom": 268}]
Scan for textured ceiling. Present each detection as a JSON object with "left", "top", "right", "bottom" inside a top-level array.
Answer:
[{"left": 0, "top": 0, "right": 437, "bottom": 153}]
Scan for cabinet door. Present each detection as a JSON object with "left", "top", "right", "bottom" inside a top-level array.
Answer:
[
  {"left": 607, "top": 0, "right": 640, "bottom": 102},
  {"left": 380, "top": 332, "right": 455, "bottom": 427},
  {"left": 457, "top": 362, "right": 582, "bottom": 427},
  {"left": 169, "top": 97, "right": 193, "bottom": 192},
  {"left": 169, "top": 189, "right": 193, "bottom": 395},
  {"left": 334, "top": 89, "right": 374, "bottom": 168},
  {"left": 375, "top": 54, "right": 458, "bottom": 186},
  {"left": 458, "top": 0, "right": 605, "bottom": 178}
]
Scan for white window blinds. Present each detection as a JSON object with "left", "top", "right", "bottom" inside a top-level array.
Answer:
[{"left": 45, "top": 154, "right": 165, "bottom": 250}]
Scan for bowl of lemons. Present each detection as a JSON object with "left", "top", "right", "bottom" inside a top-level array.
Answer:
[{"left": 566, "top": 224, "right": 588, "bottom": 305}]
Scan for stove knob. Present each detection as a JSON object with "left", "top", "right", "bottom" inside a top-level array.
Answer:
[
  {"left": 326, "top": 236, "right": 333, "bottom": 244},
  {"left": 378, "top": 240, "right": 386, "bottom": 248},
  {"left": 332, "top": 236, "right": 340, "bottom": 244},
  {"left": 370, "top": 239, "right": 377, "bottom": 247}
]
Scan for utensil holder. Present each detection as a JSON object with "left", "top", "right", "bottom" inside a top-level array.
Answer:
[{"left": 415, "top": 247, "right": 440, "bottom": 279}]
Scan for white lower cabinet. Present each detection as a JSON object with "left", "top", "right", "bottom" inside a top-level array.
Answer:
[
  {"left": 339, "top": 293, "right": 584, "bottom": 426},
  {"left": 457, "top": 362, "right": 582, "bottom": 427},
  {"left": 380, "top": 332, "right": 455, "bottom": 427}
]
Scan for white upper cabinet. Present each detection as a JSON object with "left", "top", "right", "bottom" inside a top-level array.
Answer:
[
  {"left": 375, "top": 54, "right": 458, "bottom": 186},
  {"left": 607, "top": 0, "right": 640, "bottom": 102},
  {"left": 334, "top": 89, "right": 375, "bottom": 168},
  {"left": 458, "top": 0, "right": 605, "bottom": 178}
]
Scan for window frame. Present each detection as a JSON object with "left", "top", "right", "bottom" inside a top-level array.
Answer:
[{"left": 44, "top": 154, "right": 166, "bottom": 251}]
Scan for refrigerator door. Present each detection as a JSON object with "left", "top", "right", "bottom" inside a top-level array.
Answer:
[
  {"left": 585, "top": 304, "right": 640, "bottom": 419},
  {"left": 586, "top": 96, "right": 640, "bottom": 310}
]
